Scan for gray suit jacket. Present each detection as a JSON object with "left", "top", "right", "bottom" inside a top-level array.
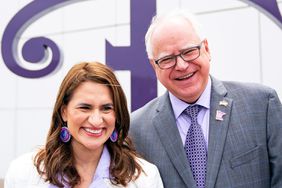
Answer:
[{"left": 130, "top": 77, "right": 282, "bottom": 188}]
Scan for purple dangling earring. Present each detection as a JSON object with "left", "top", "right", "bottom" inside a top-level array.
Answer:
[
  {"left": 110, "top": 129, "right": 118, "bottom": 142},
  {"left": 60, "top": 125, "right": 71, "bottom": 143}
]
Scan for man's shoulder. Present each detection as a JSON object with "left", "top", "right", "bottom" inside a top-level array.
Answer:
[
  {"left": 222, "top": 80, "right": 276, "bottom": 96},
  {"left": 212, "top": 76, "right": 273, "bottom": 92},
  {"left": 131, "top": 94, "right": 165, "bottom": 118}
]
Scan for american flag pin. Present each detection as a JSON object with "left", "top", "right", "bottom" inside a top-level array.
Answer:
[
  {"left": 219, "top": 100, "right": 228, "bottom": 106},
  {"left": 216, "top": 110, "right": 226, "bottom": 121}
]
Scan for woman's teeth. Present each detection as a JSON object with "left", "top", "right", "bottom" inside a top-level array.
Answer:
[{"left": 84, "top": 128, "right": 102, "bottom": 134}]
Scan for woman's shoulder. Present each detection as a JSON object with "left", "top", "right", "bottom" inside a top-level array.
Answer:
[
  {"left": 103, "top": 157, "right": 164, "bottom": 188},
  {"left": 131, "top": 157, "right": 164, "bottom": 188},
  {"left": 5, "top": 151, "right": 49, "bottom": 188},
  {"left": 136, "top": 157, "right": 159, "bottom": 173},
  {"left": 6, "top": 152, "right": 36, "bottom": 177}
]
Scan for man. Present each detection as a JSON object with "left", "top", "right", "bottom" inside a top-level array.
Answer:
[{"left": 129, "top": 9, "right": 282, "bottom": 188}]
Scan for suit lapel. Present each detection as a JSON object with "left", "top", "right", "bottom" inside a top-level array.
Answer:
[
  {"left": 206, "top": 77, "right": 233, "bottom": 188},
  {"left": 152, "top": 93, "right": 197, "bottom": 188}
]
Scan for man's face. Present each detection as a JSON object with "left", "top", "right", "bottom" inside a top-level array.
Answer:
[{"left": 150, "top": 17, "right": 211, "bottom": 103}]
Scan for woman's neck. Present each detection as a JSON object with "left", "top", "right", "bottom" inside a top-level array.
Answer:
[{"left": 71, "top": 142, "right": 105, "bottom": 187}]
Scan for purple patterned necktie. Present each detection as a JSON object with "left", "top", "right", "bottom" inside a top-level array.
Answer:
[{"left": 184, "top": 105, "right": 207, "bottom": 188}]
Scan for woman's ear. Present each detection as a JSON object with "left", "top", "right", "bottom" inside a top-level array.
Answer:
[{"left": 61, "top": 105, "right": 67, "bottom": 122}]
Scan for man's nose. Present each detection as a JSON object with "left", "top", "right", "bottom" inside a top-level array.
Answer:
[{"left": 174, "top": 55, "right": 189, "bottom": 70}]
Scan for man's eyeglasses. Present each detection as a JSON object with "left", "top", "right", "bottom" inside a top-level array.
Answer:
[{"left": 154, "top": 40, "right": 204, "bottom": 69}]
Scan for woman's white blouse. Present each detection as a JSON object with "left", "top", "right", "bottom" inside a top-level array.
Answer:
[{"left": 4, "top": 151, "right": 163, "bottom": 188}]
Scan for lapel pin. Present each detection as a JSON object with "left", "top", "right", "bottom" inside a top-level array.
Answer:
[
  {"left": 219, "top": 100, "right": 228, "bottom": 107},
  {"left": 216, "top": 110, "right": 226, "bottom": 121}
]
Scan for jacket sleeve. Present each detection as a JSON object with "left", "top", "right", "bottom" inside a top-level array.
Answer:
[
  {"left": 4, "top": 156, "right": 19, "bottom": 188},
  {"left": 267, "top": 89, "right": 282, "bottom": 188},
  {"left": 4, "top": 152, "right": 48, "bottom": 188}
]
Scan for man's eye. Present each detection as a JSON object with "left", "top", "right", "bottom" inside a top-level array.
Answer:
[
  {"left": 182, "top": 48, "right": 198, "bottom": 56},
  {"left": 159, "top": 56, "right": 174, "bottom": 64}
]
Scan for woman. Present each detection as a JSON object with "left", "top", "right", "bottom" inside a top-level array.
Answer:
[{"left": 5, "top": 62, "right": 163, "bottom": 188}]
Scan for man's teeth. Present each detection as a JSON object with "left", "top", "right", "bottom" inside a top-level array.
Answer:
[
  {"left": 179, "top": 73, "right": 194, "bottom": 80},
  {"left": 84, "top": 128, "right": 102, "bottom": 134}
]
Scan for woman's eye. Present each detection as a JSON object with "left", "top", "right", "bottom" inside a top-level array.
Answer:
[
  {"left": 102, "top": 105, "right": 114, "bottom": 112},
  {"left": 78, "top": 105, "right": 91, "bottom": 110}
]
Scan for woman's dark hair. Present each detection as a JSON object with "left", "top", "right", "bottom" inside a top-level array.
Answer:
[{"left": 34, "top": 62, "right": 142, "bottom": 187}]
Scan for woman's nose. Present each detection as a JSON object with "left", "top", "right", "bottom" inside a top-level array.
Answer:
[{"left": 88, "top": 112, "right": 103, "bottom": 125}]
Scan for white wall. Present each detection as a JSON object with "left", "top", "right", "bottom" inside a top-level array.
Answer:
[{"left": 0, "top": 0, "right": 281, "bottom": 179}]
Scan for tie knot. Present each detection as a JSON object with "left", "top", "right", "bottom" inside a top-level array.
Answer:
[{"left": 186, "top": 105, "right": 201, "bottom": 120}]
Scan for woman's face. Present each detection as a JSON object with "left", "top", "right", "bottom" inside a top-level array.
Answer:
[{"left": 62, "top": 81, "right": 116, "bottom": 153}]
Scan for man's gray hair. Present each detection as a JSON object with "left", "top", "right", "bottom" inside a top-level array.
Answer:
[{"left": 145, "top": 9, "right": 204, "bottom": 59}]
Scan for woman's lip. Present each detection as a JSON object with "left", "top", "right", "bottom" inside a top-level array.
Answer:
[{"left": 83, "top": 127, "right": 103, "bottom": 136}]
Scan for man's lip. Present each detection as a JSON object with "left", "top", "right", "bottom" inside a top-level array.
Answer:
[{"left": 175, "top": 72, "right": 195, "bottom": 80}]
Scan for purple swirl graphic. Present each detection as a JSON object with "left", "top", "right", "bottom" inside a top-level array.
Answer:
[
  {"left": 240, "top": 0, "right": 282, "bottom": 29},
  {"left": 1, "top": 0, "right": 70, "bottom": 78}
]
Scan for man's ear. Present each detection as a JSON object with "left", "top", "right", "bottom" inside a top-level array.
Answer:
[
  {"left": 203, "top": 39, "right": 211, "bottom": 60},
  {"left": 149, "top": 59, "right": 157, "bottom": 70}
]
